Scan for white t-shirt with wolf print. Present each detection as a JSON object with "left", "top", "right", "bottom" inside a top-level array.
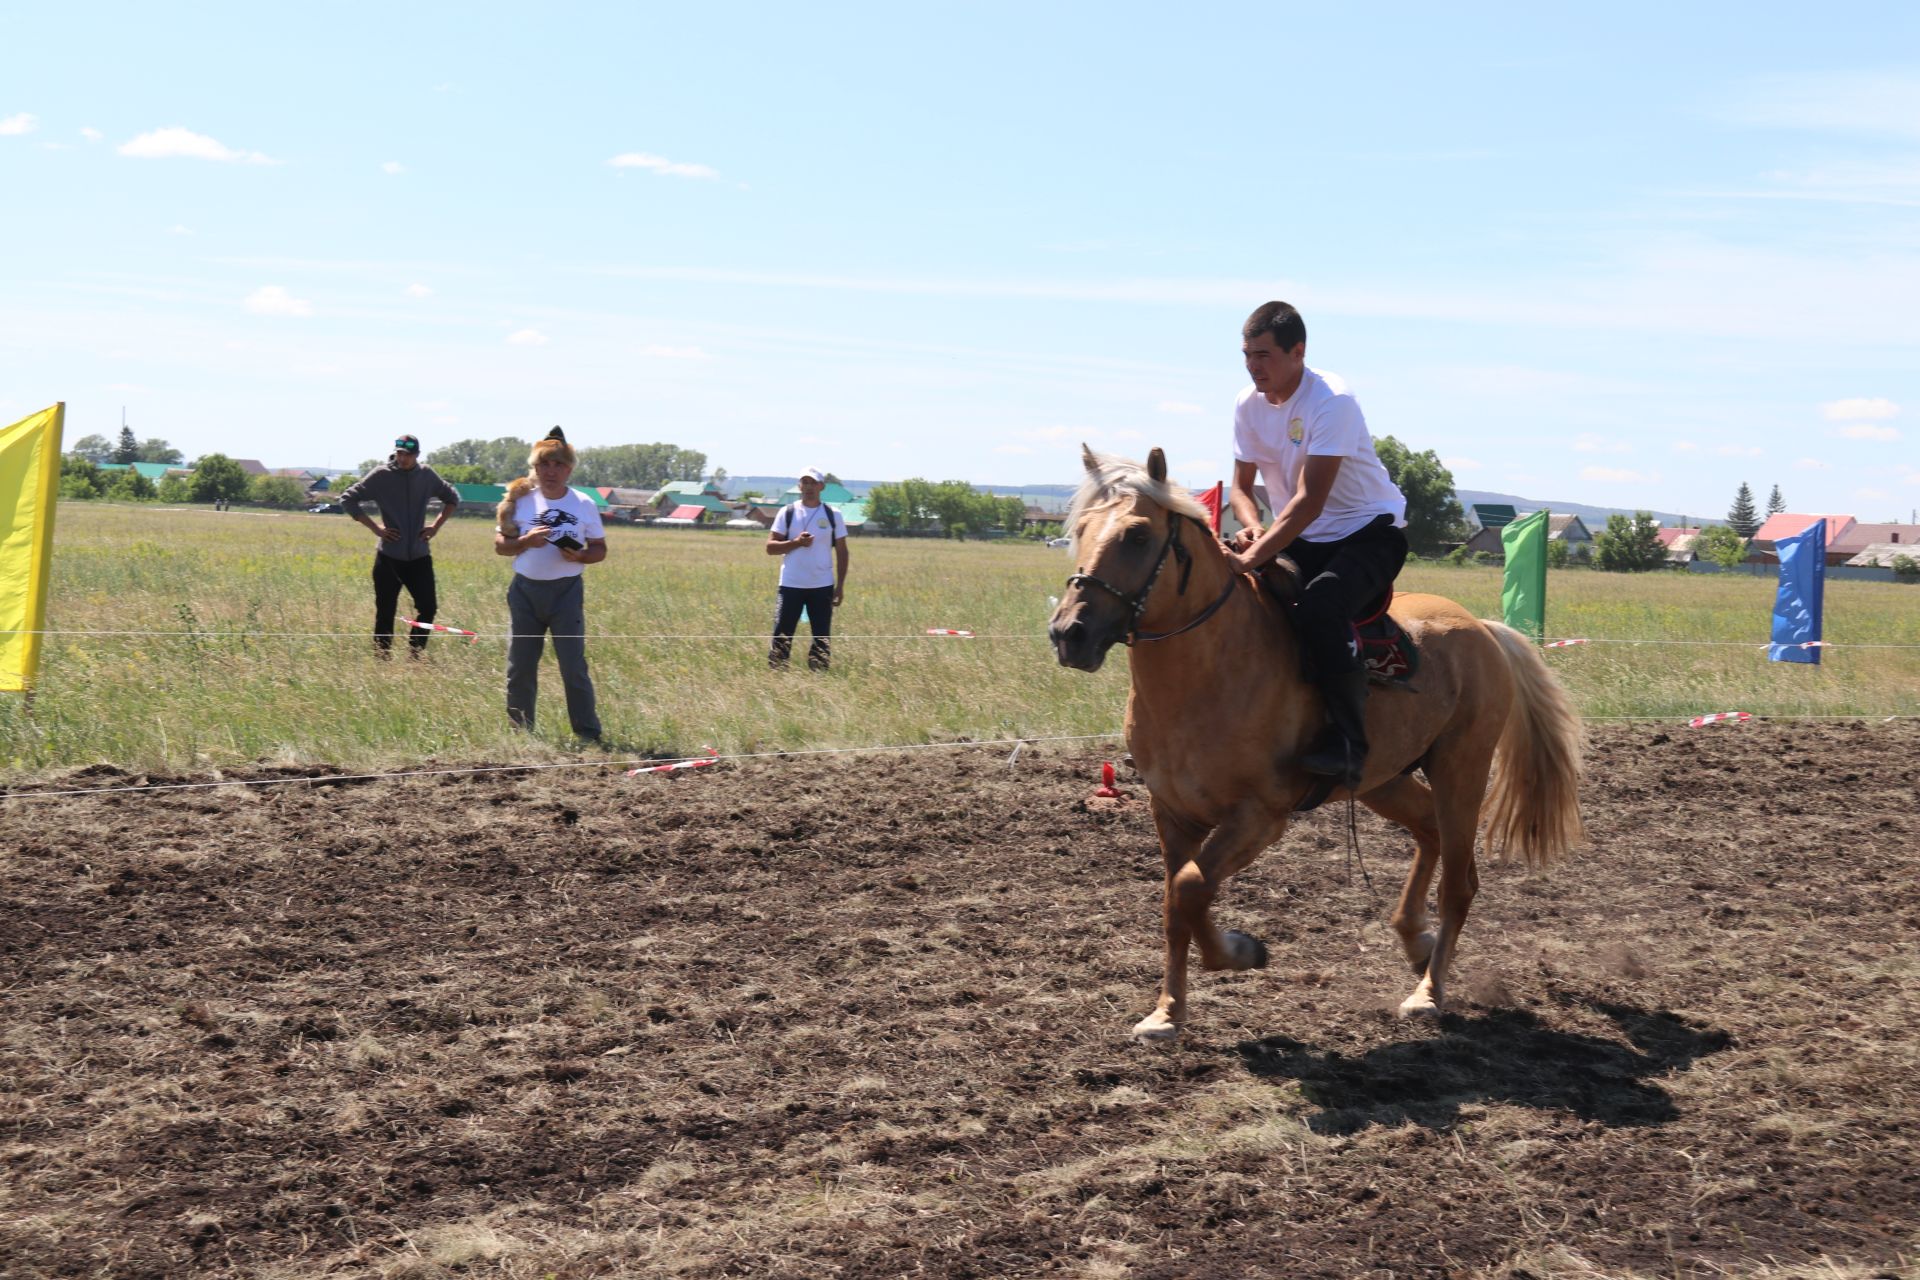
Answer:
[{"left": 510, "top": 488, "right": 605, "bottom": 580}]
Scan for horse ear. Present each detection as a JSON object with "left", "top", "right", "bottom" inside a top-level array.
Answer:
[
  {"left": 1081, "top": 444, "right": 1100, "bottom": 473},
  {"left": 1147, "top": 448, "right": 1167, "bottom": 483}
]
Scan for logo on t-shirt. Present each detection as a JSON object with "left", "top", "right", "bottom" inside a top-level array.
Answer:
[
  {"left": 534, "top": 507, "right": 580, "bottom": 530},
  {"left": 1287, "top": 417, "right": 1305, "bottom": 444}
]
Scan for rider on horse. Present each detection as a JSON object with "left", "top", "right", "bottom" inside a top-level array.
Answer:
[{"left": 1223, "top": 301, "right": 1411, "bottom": 789}]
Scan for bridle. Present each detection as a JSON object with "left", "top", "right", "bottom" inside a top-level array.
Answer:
[{"left": 1065, "top": 511, "right": 1239, "bottom": 646}]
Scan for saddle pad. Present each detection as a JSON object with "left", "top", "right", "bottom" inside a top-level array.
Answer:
[{"left": 1355, "top": 606, "right": 1419, "bottom": 682}]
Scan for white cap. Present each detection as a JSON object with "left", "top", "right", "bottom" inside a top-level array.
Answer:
[{"left": 799, "top": 467, "right": 826, "bottom": 483}]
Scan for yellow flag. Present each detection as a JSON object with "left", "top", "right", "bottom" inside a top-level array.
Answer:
[{"left": 0, "top": 404, "right": 64, "bottom": 692}]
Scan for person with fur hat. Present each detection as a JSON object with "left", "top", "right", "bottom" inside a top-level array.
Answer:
[
  {"left": 494, "top": 427, "right": 607, "bottom": 742},
  {"left": 336, "top": 434, "right": 461, "bottom": 655}
]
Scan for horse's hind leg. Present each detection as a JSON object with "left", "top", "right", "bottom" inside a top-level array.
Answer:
[
  {"left": 1134, "top": 800, "right": 1286, "bottom": 1042},
  {"left": 1359, "top": 773, "right": 1442, "bottom": 974},
  {"left": 1395, "top": 746, "right": 1494, "bottom": 1017}
]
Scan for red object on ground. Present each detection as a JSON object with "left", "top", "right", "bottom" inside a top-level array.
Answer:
[
  {"left": 1688, "top": 711, "right": 1753, "bottom": 728},
  {"left": 1093, "top": 760, "right": 1123, "bottom": 798},
  {"left": 403, "top": 617, "right": 479, "bottom": 642},
  {"left": 626, "top": 747, "right": 721, "bottom": 777}
]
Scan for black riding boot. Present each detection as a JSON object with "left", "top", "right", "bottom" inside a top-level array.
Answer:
[{"left": 1300, "top": 668, "right": 1371, "bottom": 788}]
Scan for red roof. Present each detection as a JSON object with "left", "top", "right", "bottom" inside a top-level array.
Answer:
[
  {"left": 1752, "top": 512, "right": 1855, "bottom": 546},
  {"left": 1655, "top": 527, "right": 1701, "bottom": 547},
  {"left": 668, "top": 504, "right": 705, "bottom": 520},
  {"left": 1829, "top": 522, "right": 1920, "bottom": 553}
]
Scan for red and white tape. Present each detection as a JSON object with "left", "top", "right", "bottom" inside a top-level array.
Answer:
[
  {"left": 1544, "top": 638, "right": 1589, "bottom": 648},
  {"left": 626, "top": 746, "right": 720, "bottom": 776},
  {"left": 404, "top": 618, "right": 479, "bottom": 642},
  {"left": 926, "top": 628, "right": 974, "bottom": 637},
  {"left": 1688, "top": 711, "right": 1752, "bottom": 727}
]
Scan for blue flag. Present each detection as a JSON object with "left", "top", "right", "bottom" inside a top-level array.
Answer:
[{"left": 1768, "top": 518, "right": 1825, "bottom": 664}]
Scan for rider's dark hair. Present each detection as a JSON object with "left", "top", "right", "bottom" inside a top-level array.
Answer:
[{"left": 1242, "top": 301, "right": 1306, "bottom": 352}]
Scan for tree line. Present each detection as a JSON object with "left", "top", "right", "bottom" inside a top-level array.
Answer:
[{"left": 420, "top": 438, "right": 708, "bottom": 489}]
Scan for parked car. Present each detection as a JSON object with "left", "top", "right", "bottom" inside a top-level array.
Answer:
[
  {"left": 308, "top": 502, "right": 343, "bottom": 513},
  {"left": 1047, "top": 536, "right": 1071, "bottom": 548}
]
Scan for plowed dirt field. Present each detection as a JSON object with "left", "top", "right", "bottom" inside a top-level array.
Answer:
[{"left": 3, "top": 721, "right": 1916, "bottom": 1278}]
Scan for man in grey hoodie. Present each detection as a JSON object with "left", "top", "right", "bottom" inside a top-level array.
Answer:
[{"left": 336, "top": 435, "right": 461, "bottom": 654}]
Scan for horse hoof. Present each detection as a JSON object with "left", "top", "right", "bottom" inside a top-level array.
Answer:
[
  {"left": 1398, "top": 993, "right": 1441, "bottom": 1019},
  {"left": 1131, "top": 1012, "right": 1181, "bottom": 1041},
  {"left": 1225, "top": 930, "right": 1269, "bottom": 970}
]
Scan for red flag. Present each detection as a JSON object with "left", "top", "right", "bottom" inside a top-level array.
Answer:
[{"left": 1192, "top": 481, "right": 1223, "bottom": 533}]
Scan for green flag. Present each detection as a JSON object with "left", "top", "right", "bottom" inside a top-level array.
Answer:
[{"left": 1500, "top": 508, "right": 1549, "bottom": 641}]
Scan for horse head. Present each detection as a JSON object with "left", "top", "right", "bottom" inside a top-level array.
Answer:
[{"left": 1049, "top": 445, "right": 1221, "bottom": 670}]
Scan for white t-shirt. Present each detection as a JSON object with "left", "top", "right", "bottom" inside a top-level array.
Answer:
[
  {"left": 1233, "top": 366, "right": 1406, "bottom": 542},
  {"left": 771, "top": 501, "right": 848, "bottom": 589},
  {"left": 510, "top": 487, "right": 606, "bottom": 580}
]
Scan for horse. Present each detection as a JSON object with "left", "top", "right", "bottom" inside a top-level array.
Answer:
[{"left": 1048, "top": 446, "right": 1584, "bottom": 1040}]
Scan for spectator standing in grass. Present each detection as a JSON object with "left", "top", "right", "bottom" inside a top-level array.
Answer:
[
  {"left": 336, "top": 434, "right": 460, "bottom": 655},
  {"left": 494, "top": 428, "right": 606, "bottom": 743},
  {"left": 765, "top": 467, "right": 850, "bottom": 671}
]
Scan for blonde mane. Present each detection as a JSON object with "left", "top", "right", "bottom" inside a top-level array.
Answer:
[{"left": 1065, "top": 448, "right": 1210, "bottom": 544}]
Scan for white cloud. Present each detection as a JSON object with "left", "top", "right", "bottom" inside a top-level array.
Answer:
[
  {"left": 405, "top": 283, "right": 433, "bottom": 298},
  {"left": 994, "top": 444, "right": 1036, "bottom": 455},
  {"left": 1443, "top": 457, "right": 1484, "bottom": 472},
  {"left": 1173, "top": 459, "right": 1221, "bottom": 482},
  {"left": 1715, "top": 445, "right": 1764, "bottom": 457},
  {"left": 0, "top": 113, "right": 37, "bottom": 136},
  {"left": 1833, "top": 424, "right": 1901, "bottom": 441},
  {"left": 639, "top": 344, "right": 710, "bottom": 359},
  {"left": 431, "top": 415, "right": 459, "bottom": 426},
  {"left": 607, "top": 151, "right": 720, "bottom": 179},
  {"left": 1793, "top": 458, "right": 1831, "bottom": 471},
  {"left": 1580, "top": 465, "right": 1657, "bottom": 484},
  {"left": 1156, "top": 400, "right": 1204, "bottom": 415},
  {"left": 382, "top": 161, "right": 405, "bottom": 175},
  {"left": 1855, "top": 487, "right": 1892, "bottom": 502},
  {"left": 1670, "top": 441, "right": 1700, "bottom": 453},
  {"left": 506, "top": 328, "right": 550, "bottom": 346},
  {"left": 1821, "top": 396, "right": 1899, "bottom": 421},
  {"left": 243, "top": 285, "right": 313, "bottom": 317},
  {"left": 1722, "top": 72, "right": 1920, "bottom": 140},
  {"left": 167, "top": 224, "right": 193, "bottom": 235},
  {"left": 796, "top": 435, "right": 841, "bottom": 446},
  {"left": 1571, "top": 433, "right": 1630, "bottom": 454},
  {"left": 80, "top": 127, "right": 101, "bottom": 142},
  {"left": 120, "top": 126, "right": 276, "bottom": 163},
  {"left": 417, "top": 401, "right": 450, "bottom": 412},
  {"left": 1111, "top": 429, "right": 1145, "bottom": 441}
]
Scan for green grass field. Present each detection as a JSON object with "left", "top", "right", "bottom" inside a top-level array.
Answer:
[{"left": 2, "top": 502, "right": 1915, "bottom": 778}]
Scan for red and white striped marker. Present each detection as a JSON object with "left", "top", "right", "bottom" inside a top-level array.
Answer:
[
  {"left": 404, "top": 618, "right": 479, "bottom": 642},
  {"left": 1688, "top": 711, "right": 1752, "bottom": 727},
  {"left": 926, "top": 628, "right": 975, "bottom": 637},
  {"left": 1544, "top": 638, "right": 1589, "bottom": 648},
  {"left": 626, "top": 746, "right": 720, "bottom": 777}
]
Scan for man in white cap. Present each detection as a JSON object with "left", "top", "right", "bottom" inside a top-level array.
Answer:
[{"left": 765, "top": 467, "right": 850, "bottom": 670}]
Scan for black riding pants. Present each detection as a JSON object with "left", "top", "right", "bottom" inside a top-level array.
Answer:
[
  {"left": 769, "top": 585, "right": 835, "bottom": 670},
  {"left": 372, "top": 553, "right": 438, "bottom": 652},
  {"left": 1285, "top": 515, "right": 1409, "bottom": 679}
]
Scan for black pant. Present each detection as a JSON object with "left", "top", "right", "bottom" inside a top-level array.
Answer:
[
  {"left": 372, "top": 553, "right": 438, "bottom": 652},
  {"left": 769, "top": 585, "right": 835, "bottom": 670},
  {"left": 1286, "top": 515, "right": 1409, "bottom": 679}
]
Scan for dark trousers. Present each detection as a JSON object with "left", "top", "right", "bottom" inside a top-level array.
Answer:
[
  {"left": 372, "top": 553, "right": 437, "bottom": 652},
  {"left": 769, "top": 585, "right": 835, "bottom": 670},
  {"left": 1286, "top": 515, "right": 1409, "bottom": 679},
  {"left": 506, "top": 575, "right": 601, "bottom": 740}
]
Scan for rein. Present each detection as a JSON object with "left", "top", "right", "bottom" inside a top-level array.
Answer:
[{"left": 1066, "top": 513, "right": 1236, "bottom": 646}]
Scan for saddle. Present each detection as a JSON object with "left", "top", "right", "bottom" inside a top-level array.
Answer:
[{"left": 1256, "top": 561, "right": 1420, "bottom": 687}]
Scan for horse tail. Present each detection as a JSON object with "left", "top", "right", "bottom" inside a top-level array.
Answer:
[
  {"left": 496, "top": 476, "right": 534, "bottom": 535},
  {"left": 1481, "top": 621, "right": 1585, "bottom": 868}
]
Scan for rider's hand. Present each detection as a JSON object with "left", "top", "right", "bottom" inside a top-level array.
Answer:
[
  {"left": 796, "top": 531, "right": 815, "bottom": 547},
  {"left": 377, "top": 524, "right": 401, "bottom": 543}
]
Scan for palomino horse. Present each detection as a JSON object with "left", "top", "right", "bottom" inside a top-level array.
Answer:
[{"left": 1048, "top": 447, "right": 1583, "bottom": 1040}]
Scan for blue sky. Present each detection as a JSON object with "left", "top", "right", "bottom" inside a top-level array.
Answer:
[{"left": 3, "top": 3, "right": 1919, "bottom": 519}]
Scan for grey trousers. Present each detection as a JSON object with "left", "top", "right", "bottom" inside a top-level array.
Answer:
[{"left": 506, "top": 574, "right": 601, "bottom": 740}]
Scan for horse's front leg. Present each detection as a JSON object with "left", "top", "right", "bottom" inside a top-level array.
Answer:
[{"left": 1133, "top": 800, "right": 1289, "bottom": 1042}]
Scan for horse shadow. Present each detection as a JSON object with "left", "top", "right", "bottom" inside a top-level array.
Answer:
[{"left": 1234, "top": 993, "right": 1732, "bottom": 1135}]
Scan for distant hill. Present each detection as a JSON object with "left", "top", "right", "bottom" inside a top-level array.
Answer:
[
  {"left": 720, "top": 476, "right": 1081, "bottom": 510},
  {"left": 1455, "top": 488, "right": 1723, "bottom": 531}
]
